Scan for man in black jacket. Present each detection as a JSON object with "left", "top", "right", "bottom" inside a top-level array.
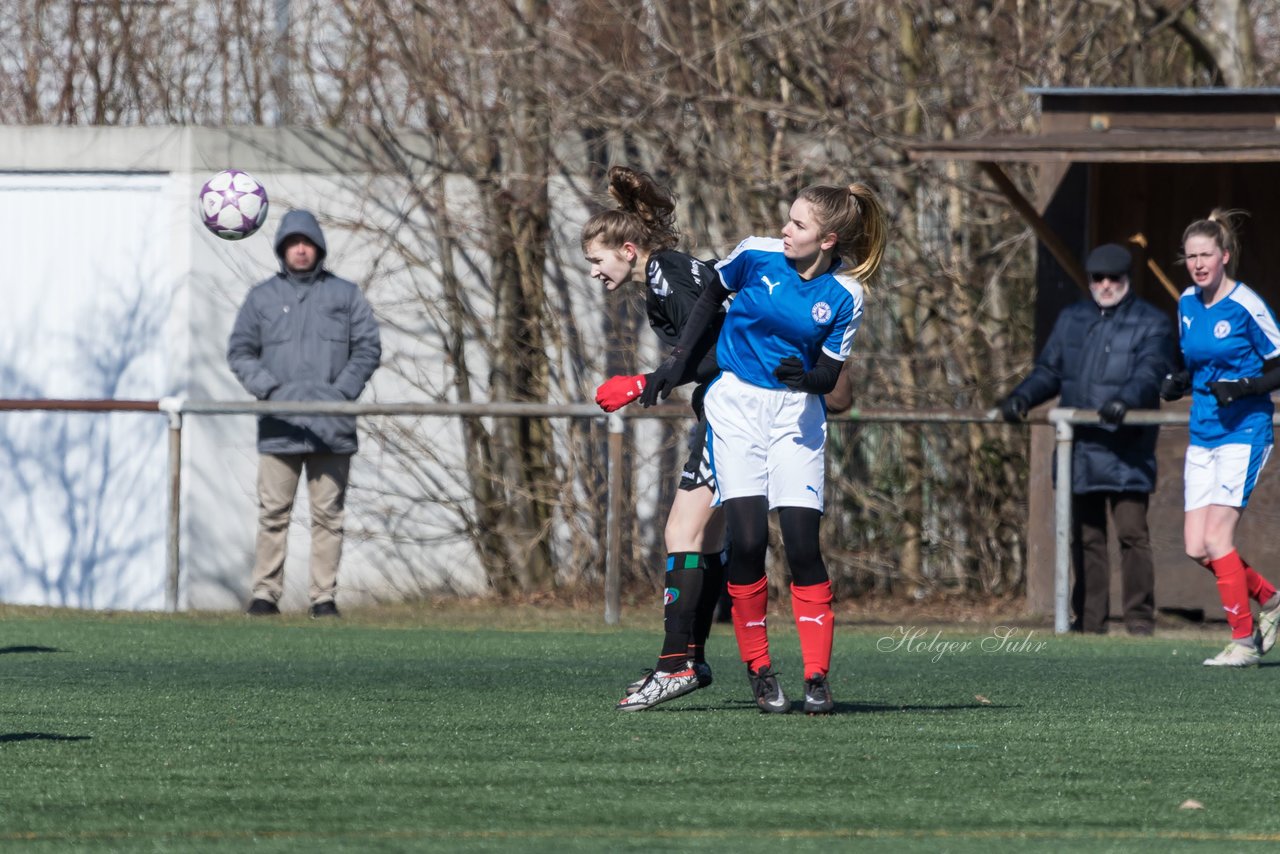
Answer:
[{"left": 1000, "top": 244, "right": 1176, "bottom": 635}]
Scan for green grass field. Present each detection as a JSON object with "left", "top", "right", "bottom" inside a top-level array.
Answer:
[{"left": 3, "top": 604, "right": 1279, "bottom": 852}]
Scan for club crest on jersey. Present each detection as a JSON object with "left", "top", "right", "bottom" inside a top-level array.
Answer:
[
  {"left": 1214, "top": 320, "right": 1231, "bottom": 339},
  {"left": 811, "top": 302, "right": 832, "bottom": 323}
]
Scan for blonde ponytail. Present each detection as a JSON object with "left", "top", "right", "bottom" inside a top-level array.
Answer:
[{"left": 797, "top": 182, "right": 888, "bottom": 283}]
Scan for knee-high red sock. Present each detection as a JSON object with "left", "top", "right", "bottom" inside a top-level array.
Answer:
[
  {"left": 1210, "top": 550, "right": 1254, "bottom": 639},
  {"left": 791, "top": 581, "right": 834, "bottom": 678},
  {"left": 1241, "top": 556, "right": 1278, "bottom": 605},
  {"left": 727, "top": 577, "right": 770, "bottom": 672}
]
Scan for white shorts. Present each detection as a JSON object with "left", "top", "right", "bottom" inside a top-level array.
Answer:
[
  {"left": 1184, "top": 443, "right": 1272, "bottom": 511},
  {"left": 703, "top": 371, "right": 827, "bottom": 511}
]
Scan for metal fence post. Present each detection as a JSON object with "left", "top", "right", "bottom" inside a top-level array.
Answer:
[
  {"left": 1051, "top": 409, "right": 1075, "bottom": 634},
  {"left": 604, "top": 413, "right": 625, "bottom": 625},
  {"left": 159, "top": 397, "right": 185, "bottom": 612}
]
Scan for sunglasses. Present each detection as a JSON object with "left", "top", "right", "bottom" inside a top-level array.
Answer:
[{"left": 1090, "top": 273, "right": 1125, "bottom": 284}]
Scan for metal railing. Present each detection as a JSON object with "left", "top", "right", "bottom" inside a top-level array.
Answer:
[
  {"left": 1042, "top": 407, "right": 1192, "bottom": 634},
  {"left": 0, "top": 398, "right": 1206, "bottom": 631}
]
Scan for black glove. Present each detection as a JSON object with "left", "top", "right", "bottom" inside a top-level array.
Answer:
[
  {"left": 1160, "top": 370, "right": 1191, "bottom": 402},
  {"left": 1098, "top": 399, "right": 1127, "bottom": 425},
  {"left": 639, "top": 347, "right": 689, "bottom": 407},
  {"left": 771, "top": 355, "right": 843, "bottom": 394},
  {"left": 1000, "top": 394, "right": 1029, "bottom": 424},
  {"left": 1209, "top": 377, "right": 1259, "bottom": 407},
  {"left": 773, "top": 356, "right": 808, "bottom": 391}
]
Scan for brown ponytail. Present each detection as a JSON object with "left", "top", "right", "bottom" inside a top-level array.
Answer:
[{"left": 580, "top": 166, "right": 680, "bottom": 253}]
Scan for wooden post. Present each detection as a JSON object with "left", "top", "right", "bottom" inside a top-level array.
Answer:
[{"left": 979, "top": 161, "right": 1089, "bottom": 293}]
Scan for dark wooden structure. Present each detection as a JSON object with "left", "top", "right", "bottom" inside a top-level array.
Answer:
[{"left": 911, "top": 88, "right": 1280, "bottom": 623}]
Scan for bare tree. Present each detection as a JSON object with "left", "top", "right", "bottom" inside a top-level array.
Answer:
[{"left": 2, "top": 0, "right": 1277, "bottom": 599}]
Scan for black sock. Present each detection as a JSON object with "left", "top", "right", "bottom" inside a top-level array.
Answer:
[
  {"left": 688, "top": 551, "right": 725, "bottom": 663},
  {"left": 657, "top": 552, "right": 704, "bottom": 672}
]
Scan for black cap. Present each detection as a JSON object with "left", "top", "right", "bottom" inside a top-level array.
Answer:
[{"left": 1085, "top": 243, "right": 1131, "bottom": 277}]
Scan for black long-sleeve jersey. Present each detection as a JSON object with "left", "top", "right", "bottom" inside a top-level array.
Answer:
[{"left": 644, "top": 250, "right": 725, "bottom": 386}]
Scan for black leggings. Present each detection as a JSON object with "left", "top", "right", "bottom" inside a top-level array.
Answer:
[{"left": 723, "top": 496, "right": 828, "bottom": 587}]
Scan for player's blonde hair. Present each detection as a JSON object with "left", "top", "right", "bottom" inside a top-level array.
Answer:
[
  {"left": 798, "top": 182, "right": 888, "bottom": 282},
  {"left": 1181, "top": 208, "right": 1247, "bottom": 276},
  {"left": 580, "top": 166, "right": 679, "bottom": 254}
]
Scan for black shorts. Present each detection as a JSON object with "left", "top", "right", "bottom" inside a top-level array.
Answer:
[{"left": 677, "top": 416, "right": 714, "bottom": 492}]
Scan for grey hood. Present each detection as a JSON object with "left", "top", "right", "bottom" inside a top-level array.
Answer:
[{"left": 274, "top": 209, "right": 328, "bottom": 273}]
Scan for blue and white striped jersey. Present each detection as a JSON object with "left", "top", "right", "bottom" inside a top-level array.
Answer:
[
  {"left": 713, "top": 237, "right": 863, "bottom": 390},
  {"left": 1178, "top": 281, "right": 1280, "bottom": 447}
]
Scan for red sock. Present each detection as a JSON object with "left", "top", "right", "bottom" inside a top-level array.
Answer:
[
  {"left": 727, "top": 577, "right": 770, "bottom": 672},
  {"left": 1210, "top": 551, "right": 1254, "bottom": 639},
  {"left": 791, "top": 581, "right": 834, "bottom": 678},
  {"left": 1241, "top": 557, "right": 1278, "bottom": 604}
]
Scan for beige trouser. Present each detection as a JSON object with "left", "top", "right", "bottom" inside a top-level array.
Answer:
[{"left": 251, "top": 452, "right": 351, "bottom": 605}]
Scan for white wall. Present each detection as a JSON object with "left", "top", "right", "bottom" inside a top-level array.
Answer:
[
  {"left": 0, "top": 128, "right": 495, "bottom": 611},
  {"left": 0, "top": 126, "right": 664, "bottom": 613},
  {"left": 0, "top": 171, "right": 185, "bottom": 608}
]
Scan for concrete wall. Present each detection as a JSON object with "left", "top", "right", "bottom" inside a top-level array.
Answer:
[
  {"left": 0, "top": 127, "right": 504, "bottom": 611},
  {"left": 0, "top": 169, "right": 182, "bottom": 607}
]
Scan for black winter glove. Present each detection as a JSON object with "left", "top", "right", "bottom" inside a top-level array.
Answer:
[
  {"left": 639, "top": 347, "right": 689, "bottom": 407},
  {"left": 1000, "top": 394, "right": 1029, "bottom": 424},
  {"left": 1209, "top": 377, "right": 1260, "bottom": 407},
  {"left": 773, "top": 357, "right": 808, "bottom": 391},
  {"left": 1160, "top": 370, "right": 1191, "bottom": 402},
  {"left": 771, "top": 355, "right": 843, "bottom": 394},
  {"left": 1098, "top": 399, "right": 1127, "bottom": 425}
]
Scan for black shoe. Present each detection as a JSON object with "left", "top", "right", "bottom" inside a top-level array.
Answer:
[
  {"left": 246, "top": 598, "right": 280, "bottom": 616},
  {"left": 747, "top": 665, "right": 789, "bottom": 714},
  {"left": 803, "top": 673, "right": 835, "bottom": 715},
  {"left": 309, "top": 601, "right": 340, "bottom": 618}
]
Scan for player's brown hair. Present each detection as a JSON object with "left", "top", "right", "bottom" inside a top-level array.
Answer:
[{"left": 580, "top": 166, "right": 679, "bottom": 254}]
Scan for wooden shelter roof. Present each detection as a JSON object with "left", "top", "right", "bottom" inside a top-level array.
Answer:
[
  {"left": 912, "top": 88, "right": 1280, "bottom": 163},
  {"left": 909, "top": 128, "right": 1280, "bottom": 163},
  {"left": 906, "top": 88, "right": 1280, "bottom": 288}
]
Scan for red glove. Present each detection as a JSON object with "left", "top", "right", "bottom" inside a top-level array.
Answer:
[{"left": 595, "top": 374, "right": 647, "bottom": 412}]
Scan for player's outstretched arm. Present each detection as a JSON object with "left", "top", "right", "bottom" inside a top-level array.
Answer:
[{"left": 640, "top": 277, "right": 731, "bottom": 406}]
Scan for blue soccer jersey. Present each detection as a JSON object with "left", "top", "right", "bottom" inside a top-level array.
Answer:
[
  {"left": 1178, "top": 282, "right": 1280, "bottom": 447},
  {"left": 713, "top": 237, "right": 863, "bottom": 390}
]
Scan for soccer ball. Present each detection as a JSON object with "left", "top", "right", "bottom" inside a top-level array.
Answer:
[{"left": 199, "top": 169, "right": 269, "bottom": 240}]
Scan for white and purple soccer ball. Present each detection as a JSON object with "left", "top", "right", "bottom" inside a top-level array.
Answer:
[{"left": 199, "top": 169, "right": 269, "bottom": 240}]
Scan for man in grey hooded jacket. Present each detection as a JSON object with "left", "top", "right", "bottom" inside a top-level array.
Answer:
[{"left": 228, "top": 209, "right": 381, "bottom": 617}]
